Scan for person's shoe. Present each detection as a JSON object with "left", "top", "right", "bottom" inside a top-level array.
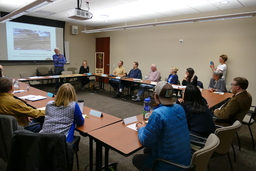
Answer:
[
  {"left": 81, "top": 85, "right": 85, "bottom": 90},
  {"left": 132, "top": 96, "right": 141, "bottom": 102},
  {"left": 132, "top": 95, "right": 137, "bottom": 99},
  {"left": 113, "top": 92, "right": 121, "bottom": 98}
]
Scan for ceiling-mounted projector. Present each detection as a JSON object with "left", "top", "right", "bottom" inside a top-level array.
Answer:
[
  {"left": 67, "top": 1, "right": 93, "bottom": 20},
  {"left": 68, "top": 8, "right": 92, "bottom": 20}
]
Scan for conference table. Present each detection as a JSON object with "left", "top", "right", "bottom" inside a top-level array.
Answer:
[{"left": 15, "top": 75, "right": 233, "bottom": 171}]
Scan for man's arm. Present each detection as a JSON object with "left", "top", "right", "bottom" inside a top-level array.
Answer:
[
  {"left": 214, "top": 99, "right": 240, "bottom": 119},
  {"left": 150, "top": 71, "right": 161, "bottom": 81},
  {"left": 10, "top": 99, "right": 45, "bottom": 118},
  {"left": 58, "top": 55, "right": 66, "bottom": 64}
]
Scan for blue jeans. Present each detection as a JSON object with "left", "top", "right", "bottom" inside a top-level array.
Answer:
[
  {"left": 24, "top": 118, "right": 44, "bottom": 133},
  {"left": 137, "top": 84, "right": 155, "bottom": 97},
  {"left": 108, "top": 79, "right": 121, "bottom": 90},
  {"left": 54, "top": 66, "right": 64, "bottom": 89}
]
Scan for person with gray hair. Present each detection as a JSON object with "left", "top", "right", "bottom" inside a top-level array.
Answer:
[
  {"left": 132, "top": 64, "right": 161, "bottom": 102},
  {"left": 208, "top": 71, "right": 227, "bottom": 92},
  {"left": 52, "top": 47, "right": 66, "bottom": 91}
]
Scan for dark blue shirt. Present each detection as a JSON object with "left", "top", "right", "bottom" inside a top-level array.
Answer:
[
  {"left": 167, "top": 74, "right": 178, "bottom": 84},
  {"left": 128, "top": 68, "right": 142, "bottom": 79},
  {"left": 52, "top": 54, "right": 66, "bottom": 67}
]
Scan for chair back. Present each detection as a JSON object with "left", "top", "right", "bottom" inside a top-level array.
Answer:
[
  {"left": 7, "top": 129, "right": 73, "bottom": 171},
  {"left": 197, "top": 81, "right": 204, "bottom": 89},
  {"left": 191, "top": 134, "right": 220, "bottom": 171},
  {"left": 0, "top": 114, "right": 23, "bottom": 163},
  {"left": 67, "top": 67, "right": 77, "bottom": 74},
  {"left": 214, "top": 120, "right": 241, "bottom": 154},
  {"left": 19, "top": 71, "right": 32, "bottom": 78},
  {"left": 62, "top": 71, "right": 72, "bottom": 75},
  {"left": 36, "top": 67, "right": 49, "bottom": 76}
]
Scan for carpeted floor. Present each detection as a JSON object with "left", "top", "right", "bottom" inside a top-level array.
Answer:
[{"left": 1, "top": 81, "right": 256, "bottom": 171}]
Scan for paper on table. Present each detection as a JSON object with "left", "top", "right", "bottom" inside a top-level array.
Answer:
[
  {"left": 37, "top": 107, "right": 46, "bottom": 110},
  {"left": 13, "top": 90, "right": 26, "bottom": 94},
  {"left": 19, "top": 95, "right": 47, "bottom": 101},
  {"left": 126, "top": 123, "right": 137, "bottom": 131},
  {"left": 150, "top": 81, "right": 157, "bottom": 85}
]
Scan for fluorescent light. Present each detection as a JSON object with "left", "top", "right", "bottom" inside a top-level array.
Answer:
[
  {"left": 25, "top": 1, "right": 51, "bottom": 12},
  {"left": 0, "top": 0, "right": 55, "bottom": 23},
  {"left": 82, "top": 11, "right": 256, "bottom": 34},
  {"left": 220, "top": 1, "right": 229, "bottom": 4}
]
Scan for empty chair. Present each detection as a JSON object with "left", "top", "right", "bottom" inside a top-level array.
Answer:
[
  {"left": 61, "top": 71, "right": 80, "bottom": 89},
  {"left": 67, "top": 67, "right": 78, "bottom": 74},
  {"left": 19, "top": 71, "right": 41, "bottom": 87},
  {"left": 152, "top": 134, "right": 220, "bottom": 171},
  {"left": 7, "top": 129, "right": 74, "bottom": 171},
  {"left": 242, "top": 106, "right": 256, "bottom": 149},
  {"left": 197, "top": 81, "right": 204, "bottom": 89},
  {"left": 36, "top": 66, "right": 50, "bottom": 76}
]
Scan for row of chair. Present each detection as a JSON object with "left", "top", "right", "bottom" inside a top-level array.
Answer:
[{"left": 153, "top": 120, "right": 241, "bottom": 171}]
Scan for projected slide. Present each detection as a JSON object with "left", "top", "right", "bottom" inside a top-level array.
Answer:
[{"left": 6, "top": 22, "right": 56, "bottom": 60}]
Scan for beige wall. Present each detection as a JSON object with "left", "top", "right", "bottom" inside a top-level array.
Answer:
[{"left": 95, "top": 16, "right": 256, "bottom": 104}]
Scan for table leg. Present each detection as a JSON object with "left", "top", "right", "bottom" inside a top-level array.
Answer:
[
  {"left": 95, "top": 140, "right": 103, "bottom": 171},
  {"left": 89, "top": 137, "right": 94, "bottom": 171}
]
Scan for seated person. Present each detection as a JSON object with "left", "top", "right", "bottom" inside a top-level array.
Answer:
[
  {"left": 0, "top": 65, "right": 4, "bottom": 77},
  {"left": 0, "top": 77, "right": 45, "bottom": 132},
  {"left": 177, "top": 85, "right": 215, "bottom": 138},
  {"left": 132, "top": 81, "right": 191, "bottom": 171},
  {"left": 40, "top": 83, "right": 84, "bottom": 143},
  {"left": 167, "top": 67, "right": 179, "bottom": 84},
  {"left": 208, "top": 71, "right": 227, "bottom": 92},
  {"left": 214, "top": 77, "right": 252, "bottom": 126},
  {"left": 108, "top": 60, "right": 126, "bottom": 94},
  {"left": 114, "top": 61, "right": 142, "bottom": 98},
  {"left": 79, "top": 60, "right": 90, "bottom": 90},
  {"left": 132, "top": 64, "right": 161, "bottom": 102},
  {"left": 182, "top": 67, "right": 198, "bottom": 86}
]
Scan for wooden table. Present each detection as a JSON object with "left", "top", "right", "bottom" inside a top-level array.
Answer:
[
  {"left": 87, "top": 115, "right": 143, "bottom": 171},
  {"left": 14, "top": 82, "right": 54, "bottom": 109}
]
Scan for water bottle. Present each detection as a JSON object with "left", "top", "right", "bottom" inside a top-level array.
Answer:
[
  {"left": 143, "top": 97, "right": 151, "bottom": 120},
  {"left": 14, "top": 80, "right": 20, "bottom": 90},
  {"left": 77, "top": 99, "right": 84, "bottom": 113}
]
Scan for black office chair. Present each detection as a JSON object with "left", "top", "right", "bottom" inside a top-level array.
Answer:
[
  {"left": 197, "top": 81, "right": 204, "bottom": 89},
  {"left": 7, "top": 129, "right": 80, "bottom": 171}
]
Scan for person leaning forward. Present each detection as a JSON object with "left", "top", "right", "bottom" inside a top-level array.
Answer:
[
  {"left": 0, "top": 77, "right": 45, "bottom": 132},
  {"left": 214, "top": 77, "right": 252, "bottom": 126}
]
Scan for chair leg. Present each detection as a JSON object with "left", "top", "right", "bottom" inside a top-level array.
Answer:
[
  {"left": 248, "top": 125, "right": 255, "bottom": 149},
  {"left": 227, "top": 153, "right": 233, "bottom": 171},
  {"left": 231, "top": 144, "right": 236, "bottom": 162},
  {"left": 236, "top": 132, "right": 241, "bottom": 150},
  {"left": 76, "top": 151, "right": 79, "bottom": 169}
]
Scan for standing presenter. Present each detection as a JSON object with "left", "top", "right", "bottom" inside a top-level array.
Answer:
[{"left": 52, "top": 47, "right": 66, "bottom": 92}]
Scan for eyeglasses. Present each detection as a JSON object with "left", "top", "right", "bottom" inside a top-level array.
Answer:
[{"left": 230, "top": 83, "right": 238, "bottom": 86}]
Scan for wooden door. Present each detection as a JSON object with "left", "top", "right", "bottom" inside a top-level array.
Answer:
[{"left": 96, "top": 37, "right": 110, "bottom": 83}]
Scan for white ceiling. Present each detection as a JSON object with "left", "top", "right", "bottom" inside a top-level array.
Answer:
[{"left": 0, "top": 0, "right": 256, "bottom": 27}]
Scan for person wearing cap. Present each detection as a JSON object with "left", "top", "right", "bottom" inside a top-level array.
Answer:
[
  {"left": 167, "top": 67, "right": 179, "bottom": 84},
  {"left": 132, "top": 64, "right": 161, "bottom": 102},
  {"left": 208, "top": 71, "right": 227, "bottom": 92},
  {"left": 52, "top": 47, "right": 66, "bottom": 91},
  {"left": 210, "top": 54, "right": 228, "bottom": 79},
  {"left": 132, "top": 81, "right": 191, "bottom": 171}
]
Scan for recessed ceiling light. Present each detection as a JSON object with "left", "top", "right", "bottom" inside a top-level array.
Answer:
[{"left": 220, "top": 1, "right": 229, "bottom": 4}]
